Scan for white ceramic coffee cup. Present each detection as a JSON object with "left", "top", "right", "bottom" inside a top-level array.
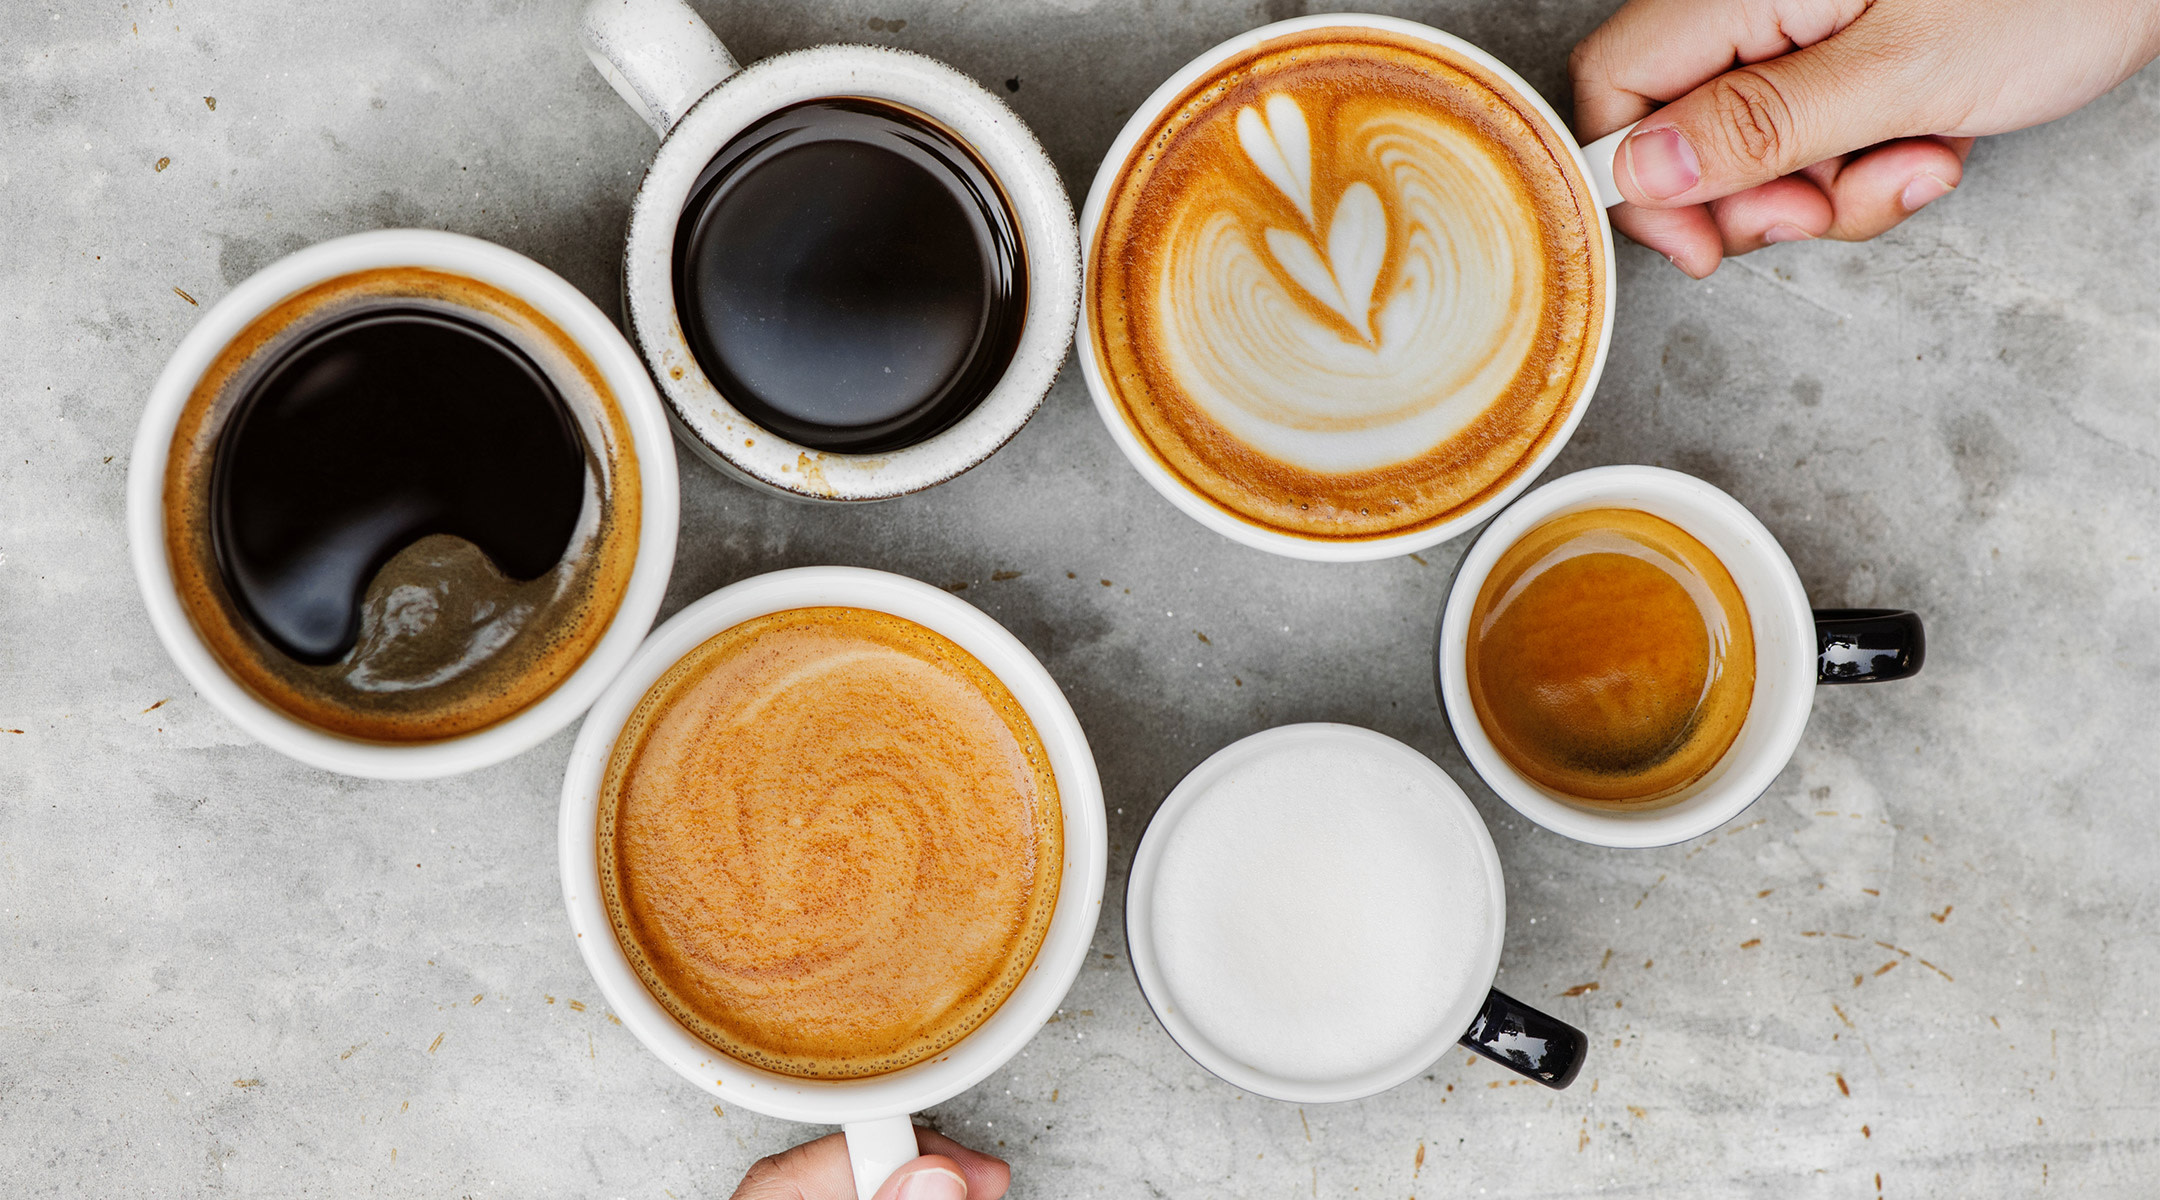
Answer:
[
  {"left": 1074, "top": 13, "right": 1644, "bottom": 562},
  {"left": 581, "top": 0, "right": 1081, "bottom": 502},
  {"left": 557, "top": 566, "right": 1107, "bottom": 1199},
  {"left": 1437, "top": 465, "right": 1818, "bottom": 847},
  {"left": 1125, "top": 723, "right": 1586, "bottom": 1102},
  {"left": 125, "top": 229, "right": 681, "bottom": 780}
]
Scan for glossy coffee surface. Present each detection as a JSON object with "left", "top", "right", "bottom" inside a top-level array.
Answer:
[
  {"left": 164, "top": 268, "right": 641, "bottom": 742},
  {"left": 674, "top": 99, "right": 1028, "bottom": 454},
  {"left": 600, "top": 607, "right": 1062, "bottom": 1079},
  {"left": 211, "top": 307, "right": 584, "bottom": 663},
  {"left": 1089, "top": 29, "right": 1604, "bottom": 540},
  {"left": 1467, "top": 508, "right": 1754, "bottom": 805}
]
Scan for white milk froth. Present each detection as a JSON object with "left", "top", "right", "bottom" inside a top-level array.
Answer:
[{"left": 1148, "top": 740, "right": 1493, "bottom": 1084}]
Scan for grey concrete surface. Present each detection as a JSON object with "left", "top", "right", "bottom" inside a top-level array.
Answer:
[{"left": 4, "top": 0, "right": 2158, "bottom": 1195}]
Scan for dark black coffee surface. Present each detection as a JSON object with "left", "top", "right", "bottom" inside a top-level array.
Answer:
[
  {"left": 210, "top": 307, "right": 586, "bottom": 664},
  {"left": 673, "top": 99, "right": 1027, "bottom": 454}
]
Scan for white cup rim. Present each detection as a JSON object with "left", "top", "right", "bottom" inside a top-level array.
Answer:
[
  {"left": 623, "top": 44, "right": 1082, "bottom": 502},
  {"left": 556, "top": 566, "right": 1108, "bottom": 1123},
  {"left": 124, "top": 229, "right": 681, "bottom": 780},
  {"left": 1124, "top": 723, "right": 1507, "bottom": 1103},
  {"left": 1073, "top": 13, "right": 1618, "bottom": 561},
  {"left": 1437, "top": 465, "right": 1818, "bottom": 847}
]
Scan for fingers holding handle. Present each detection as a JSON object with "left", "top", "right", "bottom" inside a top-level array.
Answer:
[{"left": 844, "top": 1116, "right": 922, "bottom": 1200}]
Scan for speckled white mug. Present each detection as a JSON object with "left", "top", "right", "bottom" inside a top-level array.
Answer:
[{"left": 581, "top": 0, "right": 1080, "bottom": 502}]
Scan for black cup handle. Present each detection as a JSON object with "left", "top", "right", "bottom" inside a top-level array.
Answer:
[
  {"left": 1459, "top": 987, "right": 1587, "bottom": 1089},
  {"left": 1815, "top": 609, "right": 1925, "bottom": 684}
]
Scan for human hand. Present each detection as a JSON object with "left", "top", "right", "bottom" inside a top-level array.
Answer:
[
  {"left": 728, "top": 1128, "right": 1011, "bottom": 1200},
  {"left": 1569, "top": 0, "right": 2160, "bottom": 276}
]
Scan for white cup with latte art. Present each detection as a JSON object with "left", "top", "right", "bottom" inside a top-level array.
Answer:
[{"left": 1078, "top": 14, "right": 1638, "bottom": 560}]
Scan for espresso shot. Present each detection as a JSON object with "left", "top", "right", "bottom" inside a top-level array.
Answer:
[
  {"left": 163, "top": 268, "right": 643, "bottom": 742},
  {"left": 672, "top": 99, "right": 1028, "bottom": 454},
  {"left": 1465, "top": 508, "right": 1755, "bottom": 806}
]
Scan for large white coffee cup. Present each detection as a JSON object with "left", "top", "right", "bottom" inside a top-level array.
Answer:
[
  {"left": 581, "top": 0, "right": 1081, "bottom": 502},
  {"left": 1438, "top": 465, "right": 1923, "bottom": 847},
  {"left": 126, "top": 229, "right": 680, "bottom": 780},
  {"left": 558, "top": 566, "right": 1107, "bottom": 1199},
  {"left": 1075, "top": 14, "right": 1642, "bottom": 562}
]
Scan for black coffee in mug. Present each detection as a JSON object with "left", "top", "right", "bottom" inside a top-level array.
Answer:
[
  {"left": 212, "top": 308, "right": 585, "bottom": 663},
  {"left": 672, "top": 99, "right": 1028, "bottom": 454},
  {"left": 164, "top": 268, "right": 642, "bottom": 743}
]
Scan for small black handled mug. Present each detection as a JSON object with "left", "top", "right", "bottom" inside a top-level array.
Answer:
[
  {"left": 1439, "top": 466, "right": 1928, "bottom": 848},
  {"left": 1126, "top": 724, "right": 1590, "bottom": 1103}
]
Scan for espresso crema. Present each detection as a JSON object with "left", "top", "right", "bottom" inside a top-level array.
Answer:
[
  {"left": 164, "top": 268, "right": 641, "bottom": 742},
  {"left": 599, "top": 607, "right": 1063, "bottom": 1079},
  {"left": 1090, "top": 30, "right": 1606, "bottom": 539}
]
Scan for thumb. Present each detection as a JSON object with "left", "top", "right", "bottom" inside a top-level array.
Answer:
[
  {"left": 869, "top": 1155, "right": 972, "bottom": 1200},
  {"left": 1613, "top": 12, "right": 1936, "bottom": 207}
]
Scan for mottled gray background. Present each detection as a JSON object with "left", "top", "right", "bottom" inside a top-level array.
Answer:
[{"left": 4, "top": 0, "right": 2157, "bottom": 1195}]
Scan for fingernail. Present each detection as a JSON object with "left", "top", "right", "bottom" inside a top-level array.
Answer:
[
  {"left": 1763, "top": 223, "right": 1814, "bottom": 244},
  {"left": 1900, "top": 172, "right": 1954, "bottom": 212},
  {"left": 896, "top": 1167, "right": 968, "bottom": 1200},
  {"left": 1624, "top": 127, "right": 1700, "bottom": 202}
]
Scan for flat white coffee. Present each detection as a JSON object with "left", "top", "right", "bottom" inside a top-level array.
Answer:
[{"left": 1148, "top": 736, "right": 1493, "bottom": 1084}]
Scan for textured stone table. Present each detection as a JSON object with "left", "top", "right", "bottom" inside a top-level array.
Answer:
[{"left": 5, "top": 1, "right": 2157, "bottom": 1195}]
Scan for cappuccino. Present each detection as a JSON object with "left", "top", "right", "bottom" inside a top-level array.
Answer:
[
  {"left": 1088, "top": 29, "right": 1605, "bottom": 540},
  {"left": 599, "top": 607, "right": 1062, "bottom": 1079}
]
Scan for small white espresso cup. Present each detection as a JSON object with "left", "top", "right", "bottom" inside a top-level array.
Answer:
[
  {"left": 558, "top": 566, "right": 1107, "bottom": 1199},
  {"left": 581, "top": 0, "right": 1081, "bottom": 502},
  {"left": 1075, "top": 13, "right": 1643, "bottom": 562},
  {"left": 1125, "top": 724, "right": 1586, "bottom": 1102},
  {"left": 125, "top": 229, "right": 680, "bottom": 780},
  {"left": 1438, "top": 465, "right": 1925, "bottom": 847}
]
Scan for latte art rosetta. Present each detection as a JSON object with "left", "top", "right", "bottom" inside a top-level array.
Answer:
[
  {"left": 1163, "top": 92, "right": 1544, "bottom": 473},
  {"left": 1090, "top": 30, "right": 1605, "bottom": 540}
]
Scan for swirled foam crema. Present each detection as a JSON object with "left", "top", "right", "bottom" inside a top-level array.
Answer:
[{"left": 599, "top": 607, "right": 1063, "bottom": 1079}]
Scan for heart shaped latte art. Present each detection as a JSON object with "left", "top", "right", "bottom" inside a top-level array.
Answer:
[{"left": 1154, "top": 92, "right": 1546, "bottom": 474}]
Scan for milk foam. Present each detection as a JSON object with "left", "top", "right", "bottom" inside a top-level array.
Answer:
[
  {"left": 1148, "top": 739, "right": 1493, "bottom": 1084},
  {"left": 1089, "top": 31, "right": 1604, "bottom": 538},
  {"left": 1157, "top": 93, "right": 1543, "bottom": 474}
]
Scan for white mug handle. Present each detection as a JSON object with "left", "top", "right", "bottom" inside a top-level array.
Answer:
[
  {"left": 842, "top": 1115, "right": 920, "bottom": 1200},
  {"left": 580, "top": 0, "right": 741, "bottom": 136},
  {"left": 1580, "top": 119, "right": 1643, "bottom": 209}
]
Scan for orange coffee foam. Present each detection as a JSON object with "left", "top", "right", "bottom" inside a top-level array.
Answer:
[
  {"left": 163, "top": 267, "right": 640, "bottom": 742},
  {"left": 1089, "top": 29, "right": 1605, "bottom": 540},
  {"left": 599, "top": 607, "right": 1063, "bottom": 1079},
  {"left": 1467, "top": 508, "right": 1755, "bottom": 806}
]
